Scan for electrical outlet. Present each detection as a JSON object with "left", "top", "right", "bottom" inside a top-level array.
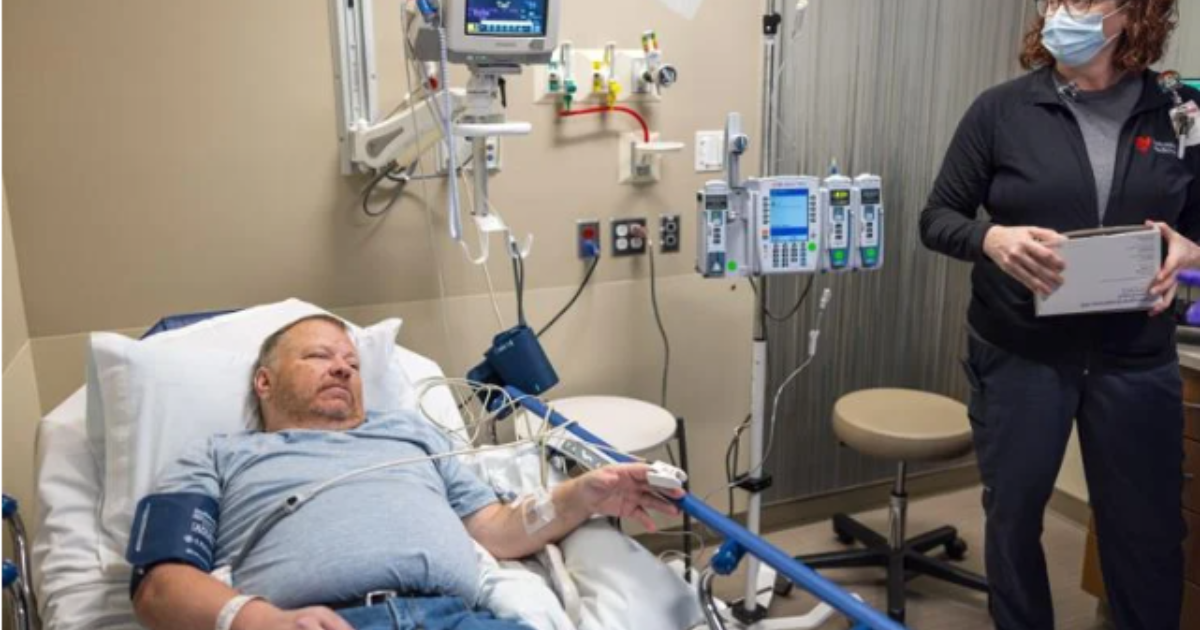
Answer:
[
  {"left": 660, "top": 214, "right": 681, "bottom": 253},
  {"left": 577, "top": 220, "right": 601, "bottom": 259},
  {"left": 611, "top": 218, "right": 648, "bottom": 257}
]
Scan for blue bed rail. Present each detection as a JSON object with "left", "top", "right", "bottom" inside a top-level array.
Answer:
[{"left": 505, "top": 387, "right": 906, "bottom": 630}]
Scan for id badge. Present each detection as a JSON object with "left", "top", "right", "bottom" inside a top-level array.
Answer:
[{"left": 1170, "top": 101, "right": 1200, "bottom": 148}]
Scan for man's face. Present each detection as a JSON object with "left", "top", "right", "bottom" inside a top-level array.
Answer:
[{"left": 256, "top": 320, "right": 365, "bottom": 431}]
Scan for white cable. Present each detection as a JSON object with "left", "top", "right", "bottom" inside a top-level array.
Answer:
[
  {"left": 456, "top": 170, "right": 491, "bottom": 264},
  {"left": 400, "top": 2, "right": 456, "bottom": 367},
  {"left": 436, "top": 22, "right": 463, "bottom": 241},
  {"left": 481, "top": 194, "right": 534, "bottom": 261},
  {"left": 653, "top": 528, "right": 709, "bottom": 567},
  {"left": 757, "top": 287, "right": 833, "bottom": 475},
  {"left": 453, "top": 169, "right": 506, "bottom": 329},
  {"left": 479, "top": 262, "right": 507, "bottom": 330},
  {"left": 234, "top": 378, "right": 646, "bottom": 571},
  {"left": 701, "top": 287, "right": 834, "bottom": 499}
]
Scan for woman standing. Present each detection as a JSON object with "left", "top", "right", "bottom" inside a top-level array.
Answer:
[{"left": 920, "top": 1, "right": 1193, "bottom": 628}]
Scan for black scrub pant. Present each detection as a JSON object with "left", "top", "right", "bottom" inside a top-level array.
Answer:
[{"left": 964, "top": 333, "right": 1186, "bottom": 630}]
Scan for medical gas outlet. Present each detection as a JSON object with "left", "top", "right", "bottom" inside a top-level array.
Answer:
[{"left": 534, "top": 36, "right": 677, "bottom": 106}]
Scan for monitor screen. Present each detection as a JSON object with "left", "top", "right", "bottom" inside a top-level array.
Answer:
[
  {"left": 770, "top": 188, "right": 809, "bottom": 242},
  {"left": 465, "top": 0, "right": 550, "bottom": 37}
]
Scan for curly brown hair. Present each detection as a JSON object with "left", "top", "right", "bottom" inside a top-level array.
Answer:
[{"left": 1020, "top": 0, "right": 1179, "bottom": 72}]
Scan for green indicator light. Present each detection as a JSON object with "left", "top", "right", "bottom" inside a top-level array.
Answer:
[
  {"left": 727, "top": 261, "right": 738, "bottom": 272},
  {"left": 808, "top": 242, "right": 818, "bottom": 252}
]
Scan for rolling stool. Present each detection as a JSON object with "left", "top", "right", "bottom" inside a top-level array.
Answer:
[{"left": 774, "top": 388, "right": 989, "bottom": 622}]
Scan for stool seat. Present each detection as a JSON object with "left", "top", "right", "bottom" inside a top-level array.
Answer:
[
  {"left": 514, "top": 396, "right": 677, "bottom": 456},
  {"left": 834, "top": 388, "right": 972, "bottom": 463}
]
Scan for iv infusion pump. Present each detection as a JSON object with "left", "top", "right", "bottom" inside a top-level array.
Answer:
[
  {"left": 750, "top": 177, "right": 822, "bottom": 275},
  {"left": 854, "top": 174, "right": 885, "bottom": 270},
  {"left": 697, "top": 174, "right": 884, "bottom": 278}
]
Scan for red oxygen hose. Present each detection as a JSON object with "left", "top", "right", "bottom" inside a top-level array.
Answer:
[{"left": 559, "top": 106, "right": 651, "bottom": 143}]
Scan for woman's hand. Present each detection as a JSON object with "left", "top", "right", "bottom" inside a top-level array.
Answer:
[
  {"left": 1147, "top": 221, "right": 1200, "bottom": 317},
  {"left": 982, "top": 226, "right": 1067, "bottom": 296}
]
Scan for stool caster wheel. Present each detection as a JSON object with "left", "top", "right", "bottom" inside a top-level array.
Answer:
[
  {"left": 945, "top": 537, "right": 969, "bottom": 561},
  {"left": 773, "top": 577, "right": 795, "bottom": 597}
]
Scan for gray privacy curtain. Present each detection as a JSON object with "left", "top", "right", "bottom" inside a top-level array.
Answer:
[{"left": 762, "top": 0, "right": 1033, "bottom": 502}]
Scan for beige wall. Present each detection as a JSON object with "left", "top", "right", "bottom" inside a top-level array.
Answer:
[
  {"left": 3, "top": 0, "right": 761, "bottom": 337},
  {"left": 2, "top": 0, "right": 766, "bottom": 536},
  {"left": 4, "top": 186, "right": 43, "bottom": 561},
  {"left": 1055, "top": 428, "right": 1089, "bottom": 504},
  {"left": 3, "top": 348, "right": 43, "bottom": 545},
  {"left": 4, "top": 187, "right": 28, "bottom": 368}
]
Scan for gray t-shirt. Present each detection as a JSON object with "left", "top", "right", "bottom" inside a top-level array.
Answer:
[
  {"left": 153, "top": 411, "right": 498, "bottom": 609},
  {"left": 1056, "top": 72, "right": 1143, "bottom": 222}
]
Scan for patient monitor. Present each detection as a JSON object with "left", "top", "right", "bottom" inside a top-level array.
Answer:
[
  {"left": 440, "top": 0, "right": 561, "bottom": 65},
  {"left": 332, "top": 0, "right": 562, "bottom": 243}
]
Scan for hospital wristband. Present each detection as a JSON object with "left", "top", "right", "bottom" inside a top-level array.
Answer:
[{"left": 216, "top": 594, "right": 263, "bottom": 630}]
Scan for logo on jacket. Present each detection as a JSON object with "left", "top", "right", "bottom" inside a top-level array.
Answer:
[
  {"left": 1154, "top": 140, "right": 1179, "bottom": 155},
  {"left": 1136, "top": 136, "right": 1153, "bottom": 154}
]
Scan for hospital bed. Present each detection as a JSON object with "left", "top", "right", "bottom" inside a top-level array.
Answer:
[{"left": 18, "top": 299, "right": 705, "bottom": 630}]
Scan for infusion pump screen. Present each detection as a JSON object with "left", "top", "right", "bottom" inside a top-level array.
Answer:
[
  {"left": 769, "top": 188, "right": 809, "bottom": 243},
  {"left": 465, "top": 0, "right": 549, "bottom": 36}
]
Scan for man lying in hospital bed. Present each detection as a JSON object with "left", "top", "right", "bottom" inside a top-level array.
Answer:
[
  {"left": 128, "top": 314, "right": 684, "bottom": 630},
  {"left": 32, "top": 299, "right": 705, "bottom": 630}
]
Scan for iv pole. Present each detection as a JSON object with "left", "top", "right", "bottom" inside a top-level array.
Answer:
[
  {"left": 733, "top": 3, "right": 840, "bottom": 629},
  {"left": 732, "top": 0, "right": 784, "bottom": 624}
]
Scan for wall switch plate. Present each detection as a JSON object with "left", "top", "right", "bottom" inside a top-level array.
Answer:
[
  {"left": 577, "top": 220, "right": 601, "bottom": 259},
  {"left": 611, "top": 218, "right": 648, "bottom": 257},
  {"left": 660, "top": 214, "right": 681, "bottom": 253},
  {"left": 695, "top": 130, "right": 724, "bottom": 172}
]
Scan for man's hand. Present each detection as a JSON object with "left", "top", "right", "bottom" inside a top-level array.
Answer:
[
  {"left": 1147, "top": 221, "right": 1200, "bottom": 316},
  {"left": 466, "top": 462, "right": 686, "bottom": 559},
  {"left": 234, "top": 600, "right": 354, "bottom": 630},
  {"left": 982, "top": 226, "right": 1067, "bottom": 297},
  {"left": 572, "top": 463, "right": 684, "bottom": 532}
]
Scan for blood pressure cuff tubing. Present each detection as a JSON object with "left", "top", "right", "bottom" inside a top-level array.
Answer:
[{"left": 125, "top": 493, "right": 220, "bottom": 597}]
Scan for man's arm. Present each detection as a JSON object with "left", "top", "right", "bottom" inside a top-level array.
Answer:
[
  {"left": 134, "top": 564, "right": 354, "bottom": 630},
  {"left": 129, "top": 439, "right": 355, "bottom": 630},
  {"left": 464, "top": 463, "right": 683, "bottom": 560}
]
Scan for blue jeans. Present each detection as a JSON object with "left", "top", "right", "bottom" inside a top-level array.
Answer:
[{"left": 336, "top": 597, "right": 534, "bottom": 630}]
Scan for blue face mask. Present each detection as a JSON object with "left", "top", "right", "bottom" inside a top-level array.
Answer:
[{"left": 1041, "top": 5, "right": 1127, "bottom": 68}]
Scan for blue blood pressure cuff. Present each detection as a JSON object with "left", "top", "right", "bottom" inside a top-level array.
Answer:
[{"left": 125, "top": 493, "right": 220, "bottom": 597}]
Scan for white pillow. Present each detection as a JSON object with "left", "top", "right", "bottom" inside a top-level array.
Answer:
[
  {"left": 87, "top": 314, "right": 407, "bottom": 569},
  {"left": 85, "top": 299, "right": 407, "bottom": 467}
]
